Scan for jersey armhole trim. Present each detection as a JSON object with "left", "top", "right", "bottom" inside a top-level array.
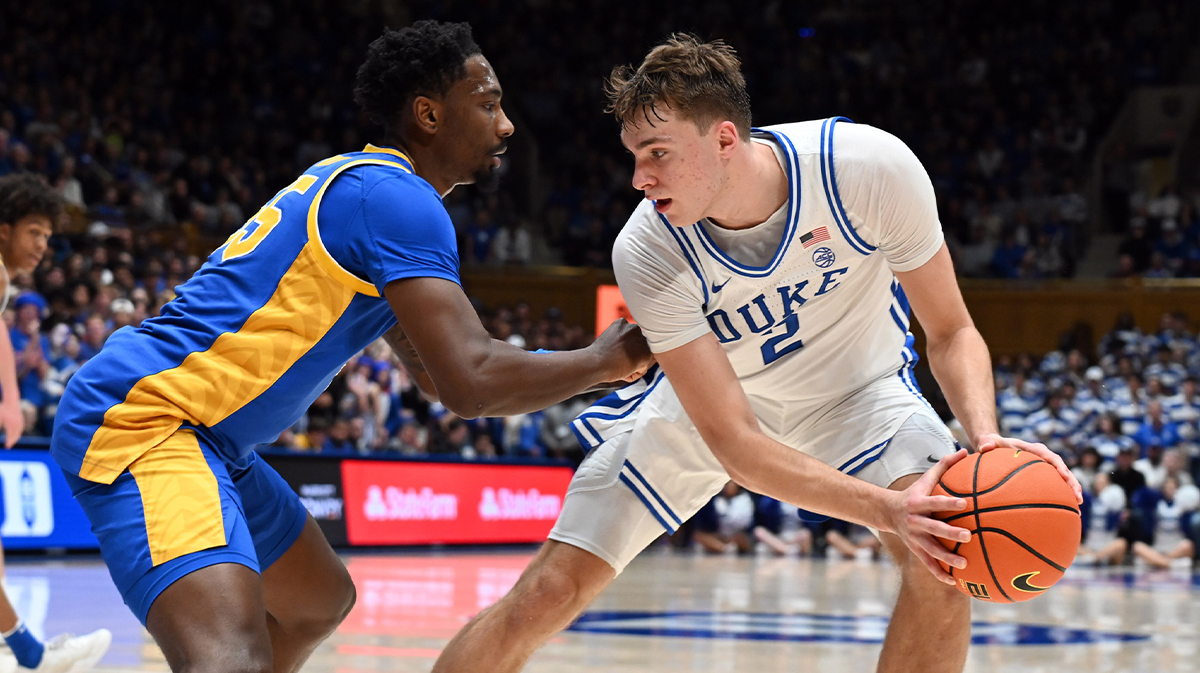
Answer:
[
  {"left": 306, "top": 158, "right": 414, "bottom": 298},
  {"left": 820, "top": 117, "right": 876, "bottom": 256}
]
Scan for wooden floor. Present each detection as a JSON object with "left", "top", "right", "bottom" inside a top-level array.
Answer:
[{"left": 26, "top": 549, "right": 1200, "bottom": 672}]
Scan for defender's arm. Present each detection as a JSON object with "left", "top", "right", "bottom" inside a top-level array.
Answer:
[
  {"left": 381, "top": 323, "right": 439, "bottom": 401},
  {"left": 384, "top": 277, "right": 652, "bottom": 419}
]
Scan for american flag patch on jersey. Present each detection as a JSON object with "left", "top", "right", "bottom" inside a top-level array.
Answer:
[{"left": 800, "top": 226, "right": 831, "bottom": 248}]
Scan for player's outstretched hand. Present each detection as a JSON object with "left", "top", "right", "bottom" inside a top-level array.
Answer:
[
  {"left": 0, "top": 399, "right": 24, "bottom": 449},
  {"left": 592, "top": 319, "right": 655, "bottom": 383},
  {"left": 887, "top": 448, "right": 972, "bottom": 585},
  {"left": 975, "top": 432, "right": 1083, "bottom": 504}
]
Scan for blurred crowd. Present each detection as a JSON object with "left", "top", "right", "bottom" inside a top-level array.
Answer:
[
  {"left": 1, "top": 1, "right": 1194, "bottom": 275},
  {"left": 1111, "top": 183, "right": 1200, "bottom": 279},
  {"left": 991, "top": 311, "right": 1200, "bottom": 567}
]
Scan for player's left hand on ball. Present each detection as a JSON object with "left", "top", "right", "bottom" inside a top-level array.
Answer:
[
  {"left": 975, "top": 433, "right": 1082, "bottom": 504},
  {"left": 888, "top": 448, "right": 972, "bottom": 586}
]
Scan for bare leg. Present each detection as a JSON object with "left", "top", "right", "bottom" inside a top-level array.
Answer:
[
  {"left": 1169, "top": 539, "right": 1195, "bottom": 559},
  {"left": 730, "top": 531, "right": 752, "bottom": 554},
  {"left": 432, "top": 540, "right": 615, "bottom": 673},
  {"left": 260, "top": 517, "right": 356, "bottom": 673},
  {"left": 1130, "top": 541, "right": 1171, "bottom": 569},
  {"left": 825, "top": 529, "right": 859, "bottom": 559},
  {"left": 754, "top": 527, "right": 790, "bottom": 555},
  {"left": 145, "top": 563, "right": 273, "bottom": 673},
  {"left": 0, "top": 536, "right": 19, "bottom": 631},
  {"left": 1095, "top": 538, "right": 1129, "bottom": 565},
  {"left": 693, "top": 531, "right": 730, "bottom": 553},
  {"left": 877, "top": 473, "right": 971, "bottom": 673}
]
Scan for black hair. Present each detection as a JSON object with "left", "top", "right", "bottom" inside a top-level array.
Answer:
[
  {"left": 354, "top": 20, "right": 482, "bottom": 129},
  {"left": 0, "top": 173, "right": 62, "bottom": 226}
]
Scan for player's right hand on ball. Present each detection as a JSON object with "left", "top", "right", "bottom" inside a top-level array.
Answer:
[
  {"left": 888, "top": 448, "right": 972, "bottom": 585},
  {"left": 592, "top": 319, "right": 655, "bottom": 383}
]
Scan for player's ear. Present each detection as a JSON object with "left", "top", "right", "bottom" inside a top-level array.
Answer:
[
  {"left": 715, "top": 120, "right": 740, "bottom": 157},
  {"left": 0, "top": 223, "right": 11, "bottom": 247},
  {"left": 411, "top": 96, "right": 442, "bottom": 135}
]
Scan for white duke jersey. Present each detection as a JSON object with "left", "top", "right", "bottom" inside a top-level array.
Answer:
[{"left": 611, "top": 117, "right": 944, "bottom": 405}]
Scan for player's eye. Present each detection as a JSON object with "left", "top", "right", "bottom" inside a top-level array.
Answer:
[{"left": 651, "top": 150, "right": 666, "bottom": 159}]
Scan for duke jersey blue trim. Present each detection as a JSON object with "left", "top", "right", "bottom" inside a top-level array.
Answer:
[
  {"left": 690, "top": 128, "right": 803, "bottom": 278},
  {"left": 820, "top": 117, "right": 875, "bottom": 256},
  {"left": 656, "top": 216, "right": 711, "bottom": 307}
]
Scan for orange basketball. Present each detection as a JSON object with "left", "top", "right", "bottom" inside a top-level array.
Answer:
[{"left": 931, "top": 450, "right": 1080, "bottom": 603}]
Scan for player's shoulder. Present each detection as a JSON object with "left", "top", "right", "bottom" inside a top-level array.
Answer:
[
  {"left": 613, "top": 199, "right": 690, "bottom": 275},
  {"left": 614, "top": 199, "right": 671, "bottom": 252}
]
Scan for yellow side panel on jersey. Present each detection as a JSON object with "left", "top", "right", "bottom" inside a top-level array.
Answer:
[
  {"left": 305, "top": 155, "right": 413, "bottom": 297},
  {"left": 128, "top": 428, "right": 225, "bottom": 566},
  {"left": 78, "top": 242, "right": 357, "bottom": 483}
]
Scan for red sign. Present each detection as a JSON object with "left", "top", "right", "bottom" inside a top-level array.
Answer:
[
  {"left": 341, "top": 461, "right": 574, "bottom": 546},
  {"left": 595, "top": 284, "right": 635, "bottom": 337}
]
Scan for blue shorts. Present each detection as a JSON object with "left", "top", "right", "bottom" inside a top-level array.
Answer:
[{"left": 62, "top": 427, "right": 308, "bottom": 625}]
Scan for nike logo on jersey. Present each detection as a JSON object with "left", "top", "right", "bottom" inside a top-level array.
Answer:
[
  {"left": 711, "top": 278, "right": 730, "bottom": 294},
  {"left": 926, "top": 454, "right": 940, "bottom": 464}
]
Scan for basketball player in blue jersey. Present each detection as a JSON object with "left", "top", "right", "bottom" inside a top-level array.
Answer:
[
  {"left": 49, "top": 21, "right": 651, "bottom": 673},
  {"left": 0, "top": 175, "right": 111, "bottom": 673},
  {"left": 432, "top": 35, "right": 1082, "bottom": 673}
]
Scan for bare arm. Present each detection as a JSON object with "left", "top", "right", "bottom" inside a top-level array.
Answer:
[
  {"left": 381, "top": 323, "right": 439, "bottom": 401},
  {"left": 896, "top": 244, "right": 1081, "bottom": 501},
  {"left": 895, "top": 245, "right": 997, "bottom": 443},
  {"left": 0, "top": 327, "right": 24, "bottom": 448},
  {"left": 655, "top": 333, "right": 970, "bottom": 582},
  {"left": 384, "top": 277, "right": 652, "bottom": 419}
]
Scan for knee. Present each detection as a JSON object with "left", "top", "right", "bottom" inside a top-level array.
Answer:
[
  {"left": 301, "top": 568, "right": 357, "bottom": 638},
  {"left": 177, "top": 643, "right": 272, "bottom": 673},
  {"left": 504, "top": 568, "right": 584, "bottom": 626}
]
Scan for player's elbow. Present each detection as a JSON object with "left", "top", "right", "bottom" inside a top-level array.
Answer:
[{"left": 437, "top": 386, "right": 486, "bottom": 419}]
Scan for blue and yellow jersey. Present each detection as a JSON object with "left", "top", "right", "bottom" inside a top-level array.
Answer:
[{"left": 51, "top": 145, "right": 459, "bottom": 484}]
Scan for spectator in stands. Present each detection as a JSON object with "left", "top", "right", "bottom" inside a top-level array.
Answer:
[
  {"left": 753, "top": 497, "right": 813, "bottom": 557},
  {"left": 693, "top": 481, "right": 755, "bottom": 555},
  {"left": 1110, "top": 446, "right": 1147, "bottom": 502},
  {"left": 321, "top": 419, "right": 356, "bottom": 455},
  {"left": 1072, "top": 447, "right": 1103, "bottom": 494},
  {"left": 1088, "top": 413, "right": 1136, "bottom": 464},
  {"left": 1133, "top": 401, "right": 1179, "bottom": 457},
  {"left": 391, "top": 420, "right": 427, "bottom": 456}
]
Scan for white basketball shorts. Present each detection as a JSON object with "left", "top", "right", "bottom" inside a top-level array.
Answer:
[{"left": 549, "top": 367, "right": 958, "bottom": 573}]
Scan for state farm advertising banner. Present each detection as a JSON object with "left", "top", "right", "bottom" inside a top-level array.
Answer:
[{"left": 341, "top": 460, "right": 574, "bottom": 546}]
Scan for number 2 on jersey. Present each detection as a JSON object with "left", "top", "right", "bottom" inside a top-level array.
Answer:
[
  {"left": 220, "top": 174, "right": 318, "bottom": 262},
  {"left": 760, "top": 312, "right": 804, "bottom": 365}
]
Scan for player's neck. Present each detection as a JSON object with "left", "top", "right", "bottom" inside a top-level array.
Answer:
[
  {"left": 381, "top": 133, "right": 456, "bottom": 196},
  {"left": 706, "top": 141, "right": 788, "bottom": 231}
]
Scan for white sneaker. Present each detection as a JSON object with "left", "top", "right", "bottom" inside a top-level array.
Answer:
[
  {"left": 0, "top": 648, "right": 19, "bottom": 673},
  {"left": 19, "top": 629, "right": 111, "bottom": 673}
]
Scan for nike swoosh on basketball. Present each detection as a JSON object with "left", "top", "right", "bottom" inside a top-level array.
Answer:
[
  {"left": 1011, "top": 571, "right": 1051, "bottom": 593},
  {"left": 711, "top": 278, "right": 730, "bottom": 293}
]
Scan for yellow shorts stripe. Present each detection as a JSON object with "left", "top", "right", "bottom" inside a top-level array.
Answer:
[{"left": 128, "top": 429, "right": 226, "bottom": 567}]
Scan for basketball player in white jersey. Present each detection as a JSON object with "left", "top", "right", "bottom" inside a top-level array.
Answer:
[{"left": 432, "top": 35, "right": 1082, "bottom": 673}]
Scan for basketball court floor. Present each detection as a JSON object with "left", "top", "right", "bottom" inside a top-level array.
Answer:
[{"left": 26, "top": 548, "right": 1200, "bottom": 672}]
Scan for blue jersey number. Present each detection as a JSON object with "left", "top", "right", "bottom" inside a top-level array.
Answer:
[{"left": 760, "top": 313, "right": 804, "bottom": 365}]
